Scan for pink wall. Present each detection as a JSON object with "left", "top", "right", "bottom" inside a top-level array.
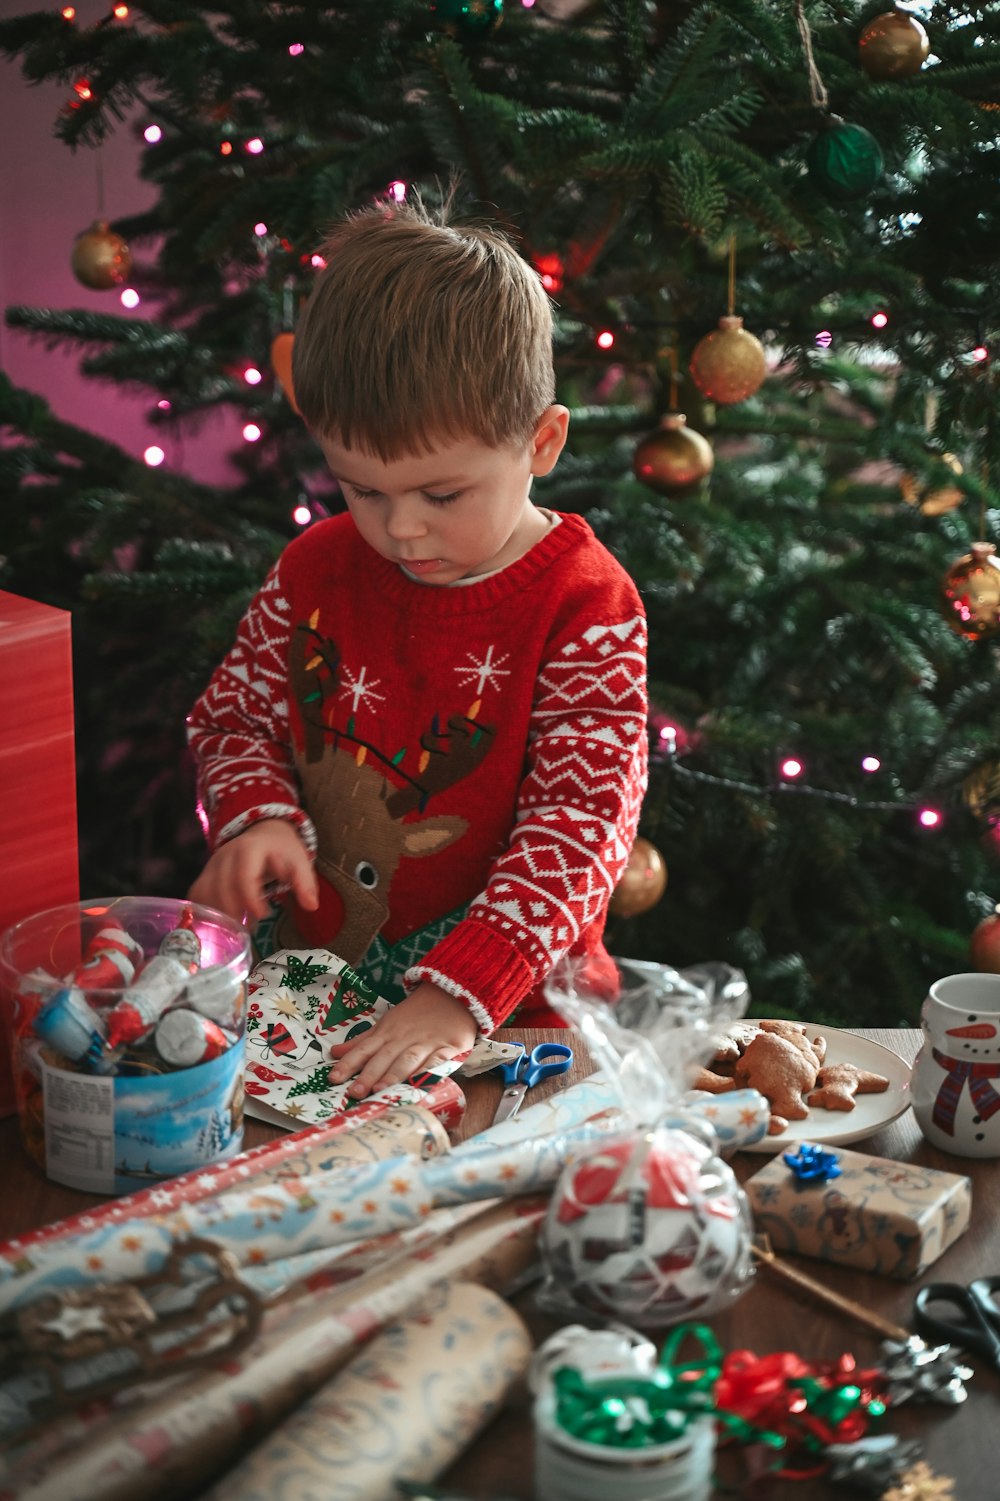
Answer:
[{"left": 0, "top": 0, "right": 242, "bottom": 485}]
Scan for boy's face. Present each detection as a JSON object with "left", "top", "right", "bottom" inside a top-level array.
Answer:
[{"left": 317, "top": 408, "right": 568, "bottom": 586}]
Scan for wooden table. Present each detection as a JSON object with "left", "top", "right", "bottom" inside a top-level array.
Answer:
[{"left": 2, "top": 1027, "right": 998, "bottom": 1499}]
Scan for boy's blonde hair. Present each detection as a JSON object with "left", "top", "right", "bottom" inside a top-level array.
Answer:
[{"left": 291, "top": 199, "right": 555, "bottom": 460}]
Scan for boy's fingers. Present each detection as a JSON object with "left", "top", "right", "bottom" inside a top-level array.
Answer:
[{"left": 347, "top": 1042, "right": 430, "bottom": 1099}]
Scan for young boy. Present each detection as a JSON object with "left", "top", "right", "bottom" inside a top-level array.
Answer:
[{"left": 188, "top": 199, "right": 648, "bottom": 1099}]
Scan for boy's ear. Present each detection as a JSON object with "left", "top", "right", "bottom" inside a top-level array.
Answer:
[{"left": 529, "top": 404, "right": 570, "bottom": 477}]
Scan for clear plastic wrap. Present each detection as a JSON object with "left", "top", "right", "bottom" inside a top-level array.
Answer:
[{"left": 535, "top": 956, "right": 761, "bottom": 1329}]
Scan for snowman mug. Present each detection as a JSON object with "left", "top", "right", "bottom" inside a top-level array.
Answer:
[{"left": 911, "top": 972, "right": 1000, "bottom": 1157}]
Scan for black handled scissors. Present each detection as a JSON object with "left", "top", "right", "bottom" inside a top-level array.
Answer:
[{"left": 914, "top": 1276, "right": 1000, "bottom": 1369}]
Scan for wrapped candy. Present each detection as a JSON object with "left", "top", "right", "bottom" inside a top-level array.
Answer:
[{"left": 536, "top": 958, "right": 760, "bottom": 1328}]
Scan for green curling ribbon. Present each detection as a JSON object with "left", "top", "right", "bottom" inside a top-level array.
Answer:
[
  {"left": 552, "top": 1323, "right": 724, "bottom": 1449},
  {"left": 806, "top": 117, "right": 884, "bottom": 202}
]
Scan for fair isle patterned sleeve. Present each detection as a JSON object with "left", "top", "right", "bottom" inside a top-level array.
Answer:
[
  {"left": 187, "top": 560, "right": 317, "bottom": 855},
  {"left": 405, "top": 606, "right": 648, "bottom": 1033}
]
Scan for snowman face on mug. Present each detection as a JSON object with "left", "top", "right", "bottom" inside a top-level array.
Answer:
[{"left": 922, "top": 973, "right": 1000, "bottom": 1059}]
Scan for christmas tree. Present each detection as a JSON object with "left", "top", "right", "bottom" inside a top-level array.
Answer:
[{"left": 2, "top": 0, "right": 999, "bottom": 1026}]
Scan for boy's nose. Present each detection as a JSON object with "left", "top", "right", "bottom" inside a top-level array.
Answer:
[{"left": 384, "top": 499, "right": 428, "bottom": 540}]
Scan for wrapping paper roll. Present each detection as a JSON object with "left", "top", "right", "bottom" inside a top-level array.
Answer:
[
  {"left": 204, "top": 1280, "right": 532, "bottom": 1501},
  {"left": 3, "top": 1197, "right": 545, "bottom": 1501},
  {"left": 0, "top": 1082, "right": 463, "bottom": 1268},
  {"left": 0, "top": 1115, "right": 618, "bottom": 1313},
  {"left": 450, "top": 1072, "right": 767, "bottom": 1155}
]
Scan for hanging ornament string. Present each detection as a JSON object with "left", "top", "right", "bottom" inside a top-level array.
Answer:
[
  {"left": 727, "top": 235, "right": 736, "bottom": 318},
  {"left": 794, "top": 0, "right": 829, "bottom": 112},
  {"left": 96, "top": 142, "right": 105, "bottom": 216}
]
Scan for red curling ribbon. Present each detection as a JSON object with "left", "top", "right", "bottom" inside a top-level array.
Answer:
[{"left": 715, "top": 1349, "right": 881, "bottom": 1477}]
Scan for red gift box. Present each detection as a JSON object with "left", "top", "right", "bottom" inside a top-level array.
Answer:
[{"left": 0, "top": 591, "right": 79, "bottom": 1117}]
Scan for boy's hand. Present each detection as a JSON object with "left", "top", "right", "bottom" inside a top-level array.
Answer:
[
  {"left": 188, "top": 819, "right": 319, "bottom": 923},
  {"left": 328, "top": 982, "right": 477, "bottom": 1099}
]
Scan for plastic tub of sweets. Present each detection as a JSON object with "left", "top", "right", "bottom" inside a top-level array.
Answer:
[{"left": 0, "top": 896, "right": 250, "bottom": 1194}]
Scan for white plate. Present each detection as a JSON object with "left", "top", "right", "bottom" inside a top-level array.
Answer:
[{"left": 737, "top": 1023, "right": 912, "bottom": 1153}]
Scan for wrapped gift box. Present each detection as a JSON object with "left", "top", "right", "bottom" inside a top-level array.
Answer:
[
  {"left": 0, "top": 592, "right": 79, "bottom": 1118},
  {"left": 745, "top": 1144, "right": 971, "bottom": 1279}
]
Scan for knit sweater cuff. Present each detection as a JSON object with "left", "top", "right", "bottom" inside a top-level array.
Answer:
[{"left": 404, "top": 920, "right": 536, "bottom": 1036}]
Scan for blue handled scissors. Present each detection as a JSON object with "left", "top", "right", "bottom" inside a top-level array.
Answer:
[
  {"left": 914, "top": 1277, "right": 1000, "bottom": 1370},
  {"left": 492, "top": 1041, "right": 573, "bottom": 1124}
]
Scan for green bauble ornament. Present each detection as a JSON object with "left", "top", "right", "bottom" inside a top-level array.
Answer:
[
  {"left": 430, "top": 0, "right": 504, "bottom": 36},
  {"left": 806, "top": 117, "right": 884, "bottom": 202}
]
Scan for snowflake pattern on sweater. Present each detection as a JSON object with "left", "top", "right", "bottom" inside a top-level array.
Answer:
[{"left": 188, "top": 511, "right": 648, "bottom": 1031}]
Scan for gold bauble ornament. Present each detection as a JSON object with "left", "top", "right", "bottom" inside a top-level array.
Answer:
[
  {"left": 689, "top": 315, "right": 767, "bottom": 406},
  {"left": 971, "top": 905, "right": 1000, "bottom": 974},
  {"left": 70, "top": 219, "right": 132, "bottom": 290},
  {"left": 858, "top": 10, "right": 929, "bottom": 79},
  {"left": 609, "top": 836, "right": 668, "bottom": 918},
  {"left": 632, "top": 413, "right": 714, "bottom": 495},
  {"left": 900, "top": 453, "right": 964, "bottom": 516},
  {"left": 941, "top": 541, "right": 1000, "bottom": 640},
  {"left": 270, "top": 332, "right": 300, "bottom": 413},
  {"left": 962, "top": 761, "right": 1000, "bottom": 822}
]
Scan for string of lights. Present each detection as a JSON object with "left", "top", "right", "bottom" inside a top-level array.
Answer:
[{"left": 655, "top": 727, "right": 945, "bottom": 829}]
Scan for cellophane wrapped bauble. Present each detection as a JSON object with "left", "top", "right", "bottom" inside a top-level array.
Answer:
[
  {"left": 858, "top": 10, "right": 929, "bottom": 79},
  {"left": 806, "top": 118, "right": 884, "bottom": 201},
  {"left": 941, "top": 542, "right": 1000, "bottom": 640},
  {"left": 71, "top": 219, "right": 132, "bottom": 290},
  {"left": 689, "top": 315, "right": 767, "bottom": 405},
  {"left": 632, "top": 413, "right": 714, "bottom": 495},
  {"left": 539, "top": 1124, "right": 752, "bottom": 1328}
]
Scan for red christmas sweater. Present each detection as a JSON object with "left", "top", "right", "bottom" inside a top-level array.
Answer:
[{"left": 188, "top": 510, "right": 648, "bottom": 1032}]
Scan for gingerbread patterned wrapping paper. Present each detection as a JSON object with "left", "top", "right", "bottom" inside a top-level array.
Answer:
[
  {"left": 202, "top": 1280, "right": 533, "bottom": 1501},
  {"left": 745, "top": 1144, "right": 972, "bottom": 1279},
  {"left": 1, "top": 1197, "right": 545, "bottom": 1501}
]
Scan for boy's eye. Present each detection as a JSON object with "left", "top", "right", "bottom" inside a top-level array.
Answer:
[
  {"left": 422, "top": 490, "right": 461, "bottom": 505},
  {"left": 344, "top": 484, "right": 378, "bottom": 499}
]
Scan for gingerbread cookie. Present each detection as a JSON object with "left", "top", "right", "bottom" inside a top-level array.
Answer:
[
  {"left": 733, "top": 1032, "right": 817, "bottom": 1125},
  {"left": 807, "top": 1062, "right": 889, "bottom": 1112}
]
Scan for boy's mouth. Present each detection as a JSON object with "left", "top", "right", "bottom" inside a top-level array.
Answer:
[{"left": 400, "top": 558, "right": 444, "bottom": 575}]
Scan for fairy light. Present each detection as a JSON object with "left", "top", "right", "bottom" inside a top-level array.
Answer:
[
  {"left": 388, "top": 180, "right": 407, "bottom": 202},
  {"left": 244, "top": 366, "right": 262, "bottom": 385},
  {"left": 73, "top": 80, "right": 92, "bottom": 100},
  {"left": 156, "top": 399, "right": 171, "bottom": 411},
  {"left": 220, "top": 141, "right": 233, "bottom": 156},
  {"left": 143, "top": 445, "right": 165, "bottom": 467},
  {"left": 815, "top": 330, "right": 832, "bottom": 349},
  {"left": 661, "top": 741, "right": 950, "bottom": 829},
  {"left": 870, "top": 310, "right": 889, "bottom": 329},
  {"left": 972, "top": 345, "right": 989, "bottom": 363},
  {"left": 254, "top": 221, "right": 268, "bottom": 236},
  {"left": 780, "top": 758, "right": 803, "bottom": 779},
  {"left": 113, "top": 2, "right": 128, "bottom": 16},
  {"left": 242, "top": 423, "right": 262, "bottom": 443},
  {"left": 143, "top": 124, "right": 162, "bottom": 144},
  {"left": 293, "top": 503, "right": 312, "bottom": 526},
  {"left": 246, "top": 137, "right": 264, "bottom": 155},
  {"left": 60, "top": 6, "right": 75, "bottom": 17},
  {"left": 288, "top": 42, "right": 304, "bottom": 56},
  {"left": 596, "top": 330, "right": 615, "bottom": 350},
  {"left": 311, "top": 253, "right": 327, "bottom": 269},
  {"left": 120, "top": 288, "right": 140, "bottom": 308},
  {"left": 861, "top": 756, "right": 881, "bottom": 773}
]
